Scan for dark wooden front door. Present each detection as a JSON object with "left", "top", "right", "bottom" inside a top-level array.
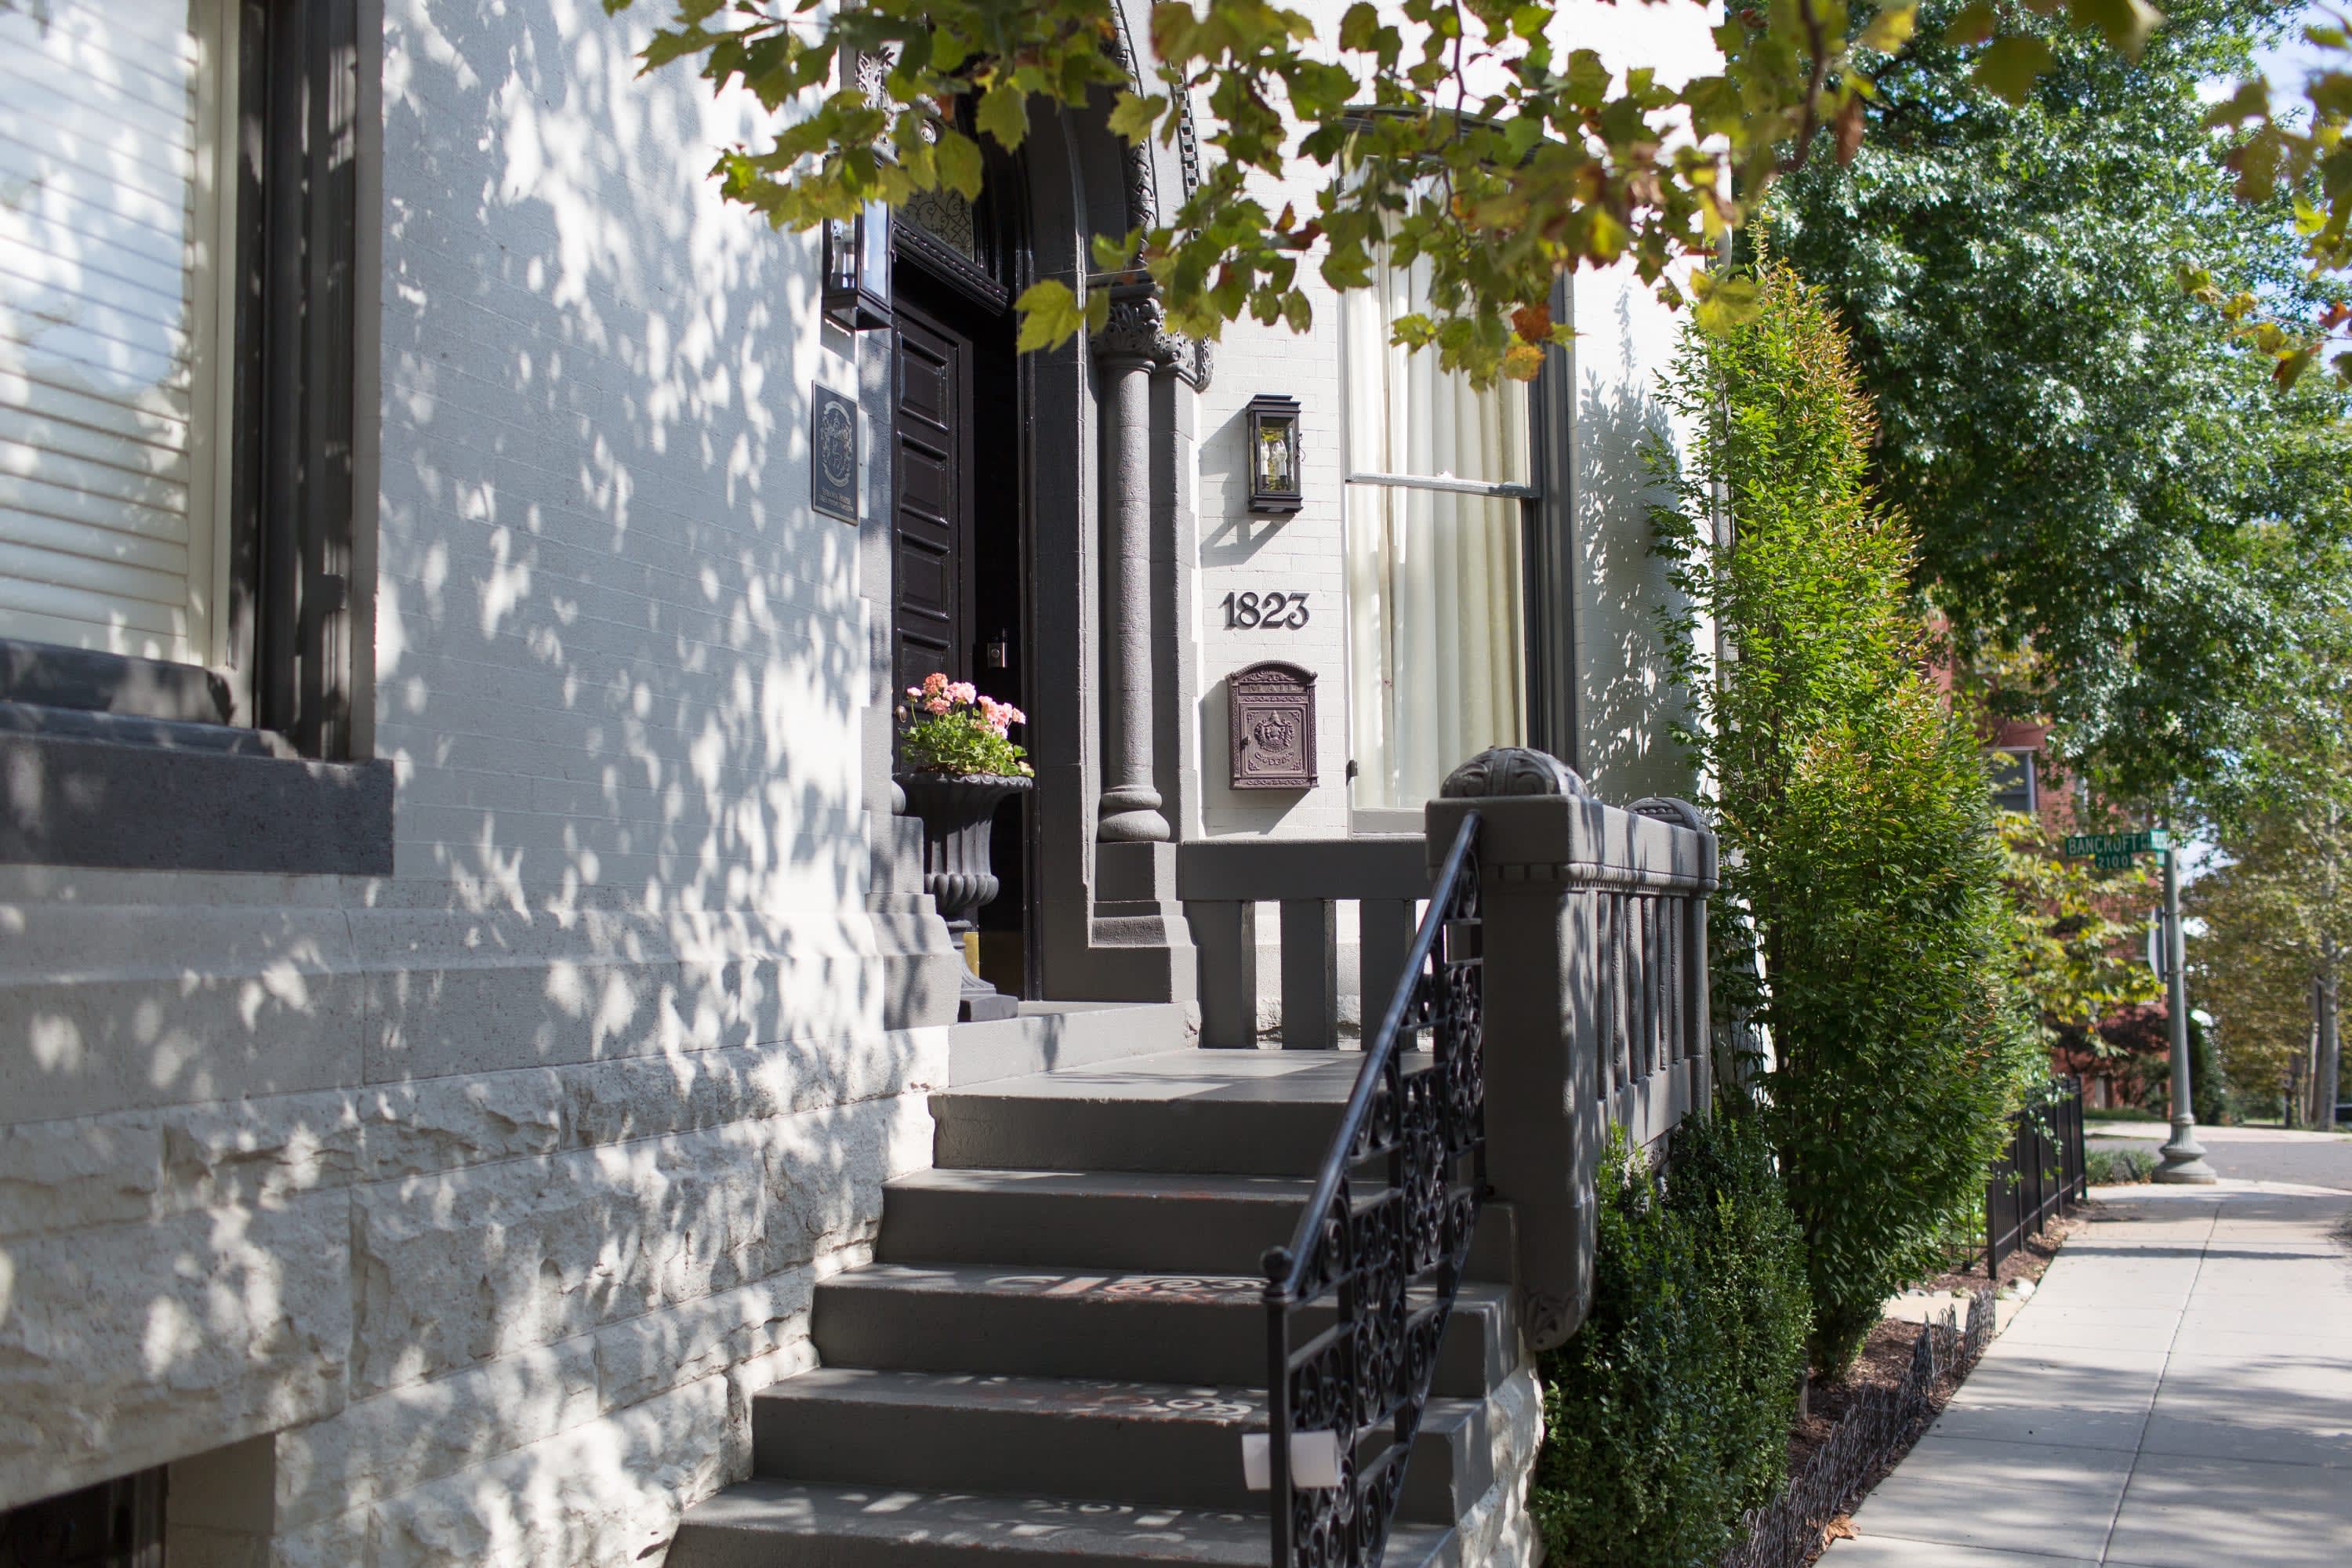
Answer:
[{"left": 891, "top": 304, "right": 975, "bottom": 693}]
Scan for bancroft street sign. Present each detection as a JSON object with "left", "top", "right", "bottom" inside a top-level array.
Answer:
[{"left": 2062, "top": 828, "right": 2172, "bottom": 869}]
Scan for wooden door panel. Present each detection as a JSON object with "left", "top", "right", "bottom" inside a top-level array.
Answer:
[{"left": 892, "top": 307, "right": 975, "bottom": 694}]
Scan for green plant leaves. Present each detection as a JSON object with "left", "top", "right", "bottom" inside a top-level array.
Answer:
[
  {"left": 975, "top": 78, "right": 1030, "bottom": 152},
  {"left": 1532, "top": 1114, "right": 1810, "bottom": 1565},
  {"left": 2067, "top": 0, "right": 2163, "bottom": 61},
  {"left": 1974, "top": 34, "right": 2054, "bottom": 103},
  {"left": 1650, "top": 265, "right": 2034, "bottom": 1374},
  {"left": 1859, "top": 3, "right": 1920, "bottom": 54},
  {"left": 1944, "top": 1, "right": 1999, "bottom": 46},
  {"left": 933, "top": 129, "right": 983, "bottom": 201},
  {"left": 1013, "top": 280, "right": 1086, "bottom": 352}
]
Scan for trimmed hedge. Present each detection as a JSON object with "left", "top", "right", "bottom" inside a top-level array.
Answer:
[{"left": 1530, "top": 1107, "right": 1811, "bottom": 1568}]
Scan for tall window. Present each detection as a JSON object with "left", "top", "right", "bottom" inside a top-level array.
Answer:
[
  {"left": 1, "top": 0, "right": 240, "bottom": 666},
  {"left": 0, "top": 0, "right": 361, "bottom": 757},
  {"left": 1341, "top": 245, "right": 1534, "bottom": 811}
]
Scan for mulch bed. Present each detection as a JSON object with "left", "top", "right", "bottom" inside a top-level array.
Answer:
[
  {"left": 1783, "top": 1317, "right": 1929, "bottom": 1479},
  {"left": 1749, "top": 1204, "right": 2094, "bottom": 1566},
  {"left": 1921, "top": 1203, "right": 2091, "bottom": 1296}
]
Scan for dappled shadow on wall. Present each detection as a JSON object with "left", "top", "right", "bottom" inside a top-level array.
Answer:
[
  {"left": 0, "top": 7, "right": 942, "bottom": 1554},
  {"left": 1573, "top": 358, "right": 1691, "bottom": 804}
]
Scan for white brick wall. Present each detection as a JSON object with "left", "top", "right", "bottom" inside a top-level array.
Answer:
[
  {"left": 0, "top": 5, "right": 927, "bottom": 1562},
  {"left": 0, "top": 3, "right": 1721, "bottom": 1559},
  {"left": 1188, "top": 0, "right": 1716, "bottom": 837},
  {"left": 373, "top": 0, "right": 869, "bottom": 913}
]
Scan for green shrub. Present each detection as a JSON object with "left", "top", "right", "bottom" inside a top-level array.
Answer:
[
  {"left": 1655, "top": 263, "right": 2039, "bottom": 1372},
  {"left": 1530, "top": 1108, "right": 1809, "bottom": 1568},
  {"left": 1661, "top": 1105, "right": 1812, "bottom": 1515},
  {"left": 2085, "top": 1145, "right": 2158, "bottom": 1185}
]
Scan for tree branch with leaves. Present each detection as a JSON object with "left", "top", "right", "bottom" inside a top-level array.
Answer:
[{"left": 605, "top": 0, "right": 2166, "bottom": 387}]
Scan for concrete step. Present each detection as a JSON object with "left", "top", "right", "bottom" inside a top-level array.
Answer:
[
  {"left": 813, "top": 1264, "right": 1515, "bottom": 1396},
  {"left": 931, "top": 1050, "right": 1404, "bottom": 1176},
  {"left": 876, "top": 1168, "right": 1516, "bottom": 1280},
  {"left": 749, "top": 1367, "right": 1498, "bottom": 1526},
  {"left": 946, "top": 1003, "right": 1198, "bottom": 1088},
  {"left": 667, "top": 1479, "right": 1458, "bottom": 1566}
]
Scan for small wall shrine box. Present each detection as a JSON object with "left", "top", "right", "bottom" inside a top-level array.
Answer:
[{"left": 1229, "top": 661, "right": 1317, "bottom": 789}]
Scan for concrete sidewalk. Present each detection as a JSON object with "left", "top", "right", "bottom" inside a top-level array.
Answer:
[{"left": 1826, "top": 1178, "right": 2352, "bottom": 1567}]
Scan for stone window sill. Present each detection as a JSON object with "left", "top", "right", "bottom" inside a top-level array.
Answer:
[{"left": 0, "top": 703, "right": 393, "bottom": 875}]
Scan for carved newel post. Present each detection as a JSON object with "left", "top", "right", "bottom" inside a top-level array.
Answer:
[{"left": 1423, "top": 746, "right": 1719, "bottom": 1353}]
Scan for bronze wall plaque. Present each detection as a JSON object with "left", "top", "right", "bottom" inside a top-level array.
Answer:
[{"left": 1229, "top": 661, "right": 1317, "bottom": 789}]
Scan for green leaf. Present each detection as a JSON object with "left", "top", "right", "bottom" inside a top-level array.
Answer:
[
  {"left": 1091, "top": 230, "right": 1140, "bottom": 273},
  {"left": 1692, "top": 273, "right": 1761, "bottom": 334},
  {"left": 976, "top": 80, "right": 1030, "bottom": 151},
  {"left": 1973, "top": 35, "right": 2054, "bottom": 104},
  {"left": 1014, "top": 279, "right": 1086, "bottom": 352},
  {"left": 1944, "top": 2, "right": 1998, "bottom": 45},
  {"left": 934, "top": 129, "right": 983, "bottom": 200},
  {"left": 2067, "top": 0, "right": 2164, "bottom": 62},
  {"left": 1858, "top": 4, "right": 1918, "bottom": 54},
  {"left": 1107, "top": 90, "right": 1160, "bottom": 145}
]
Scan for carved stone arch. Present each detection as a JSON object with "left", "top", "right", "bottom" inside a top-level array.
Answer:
[
  {"left": 1102, "top": 0, "right": 1213, "bottom": 390},
  {"left": 1104, "top": 0, "right": 1203, "bottom": 227}
]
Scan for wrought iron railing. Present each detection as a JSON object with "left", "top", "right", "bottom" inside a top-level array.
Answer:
[
  {"left": 1984, "top": 1075, "right": 2088, "bottom": 1275},
  {"left": 1259, "top": 811, "right": 1485, "bottom": 1568}
]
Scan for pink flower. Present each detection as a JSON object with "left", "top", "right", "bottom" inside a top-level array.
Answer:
[
  {"left": 1002, "top": 705, "right": 1026, "bottom": 727},
  {"left": 921, "top": 673, "right": 949, "bottom": 696},
  {"left": 947, "top": 681, "right": 978, "bottom": 706},
  {"left": 924, "top": 696, "right": 951, "bottom": 715}
]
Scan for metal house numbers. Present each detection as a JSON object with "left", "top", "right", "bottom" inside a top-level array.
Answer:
[{"left": 1229, "top": 661, "right": 1317, "bottom": 789}]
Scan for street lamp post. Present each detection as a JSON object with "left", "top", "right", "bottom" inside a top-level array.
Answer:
[{"left": 2154, "top": 823, "right": 2219, "bottom": 1184}]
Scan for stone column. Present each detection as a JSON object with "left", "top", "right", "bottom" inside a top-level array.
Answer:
[{"left": 1092, "top": 291, "right": 1171, "bottom": 844}]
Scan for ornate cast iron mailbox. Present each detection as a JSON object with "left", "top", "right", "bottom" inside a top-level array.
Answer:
[
  {"left": 1243, "top": 394, "right": 1304, "bottom": 514},
  {"left": 1229, "top": 661, "right": 1317, "bottom": 789}
]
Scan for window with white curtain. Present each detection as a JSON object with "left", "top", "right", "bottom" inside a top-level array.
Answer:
[
  {"left": 0, "top": 0, "right": 240, "bottom": 667},
  {"left": 1341, "top": 245, "right": 1534, "bottom": 813}
]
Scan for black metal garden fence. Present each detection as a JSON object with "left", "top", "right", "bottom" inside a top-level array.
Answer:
[{"left": 1984, "top": 1075, "right": 2088, "bottom": 1276}]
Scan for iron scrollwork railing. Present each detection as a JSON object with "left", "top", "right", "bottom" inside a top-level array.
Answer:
[{"left": 1261, "top": 811, "right": 1486, "bottom": 1568}]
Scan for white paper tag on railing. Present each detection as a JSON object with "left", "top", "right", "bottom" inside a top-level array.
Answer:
[{"left": 1241, "top": 1431, "right": 1343, "bottom": 1490}]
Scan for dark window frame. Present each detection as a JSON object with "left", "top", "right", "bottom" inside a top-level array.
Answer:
[
  {"left": 1988, "top": 746, "right": 2040, "bottom": 815},
  {"left": 0, "top": 0, "right": 388, "bottom": 875},
  {"left": 0, "top": 0, "right": 361, "bottom": 758}
]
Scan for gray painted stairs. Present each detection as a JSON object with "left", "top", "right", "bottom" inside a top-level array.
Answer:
[{"left": 669, "top": 1036, "right": 1523, "bottom": 1566}]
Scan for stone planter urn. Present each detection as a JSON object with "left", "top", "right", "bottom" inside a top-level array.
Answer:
[{"left": 895, "top": 771, "right": 1033, "bottom": 1022}]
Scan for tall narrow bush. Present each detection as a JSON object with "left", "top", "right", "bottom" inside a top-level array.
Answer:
[{"left": 1656, "top": 263, "right": 2036, "bottom": 1371}]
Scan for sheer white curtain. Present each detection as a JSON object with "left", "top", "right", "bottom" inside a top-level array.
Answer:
[{"left": 1341, "top": 248, "right": 1530, "bottom": 811}]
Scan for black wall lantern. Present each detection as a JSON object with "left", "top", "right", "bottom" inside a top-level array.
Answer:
[
  {"left": 1244, "top": 394, "right": 1304, "bottom": 514},
  {"left": 823, "top": 199, "right": 893, "bottom": 331}
]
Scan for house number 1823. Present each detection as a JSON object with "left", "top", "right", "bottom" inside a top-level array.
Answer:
[{"left": 1221, "top": 590, "right": 1309, "bottom": 630}]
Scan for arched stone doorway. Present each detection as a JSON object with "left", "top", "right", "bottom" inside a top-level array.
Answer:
[{"left": 866, "top": 9, "right": 1210, "bottom": 1014}]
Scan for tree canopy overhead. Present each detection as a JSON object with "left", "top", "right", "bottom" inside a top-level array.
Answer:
[
  {"left": 606, "top": 0, "right": 2193, "bottom": 387},
  {"left": 1769, "top": 0, "right": 2352, "bottom": 815}
]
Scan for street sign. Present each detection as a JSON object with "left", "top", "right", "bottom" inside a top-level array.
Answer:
[{"left": 2061, "top": 828, "right": 2172, "bottom": 869}]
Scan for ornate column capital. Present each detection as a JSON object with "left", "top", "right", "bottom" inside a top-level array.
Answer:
[{"left": 1089, "top": 284, "right": 1213, "bottom": 389}]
